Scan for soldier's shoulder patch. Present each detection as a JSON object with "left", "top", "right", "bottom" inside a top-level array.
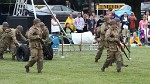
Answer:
[{"left": 29, "top": 27, "right": 34, "bottom": 34}]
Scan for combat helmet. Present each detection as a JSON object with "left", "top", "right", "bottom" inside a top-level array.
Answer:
[
  {"left": 109, "top": 19, "right": 116, "bottom": 25},
  {"left": 33, "top": 18, "right": 41, "bottom": 24},
  {"left": 40, "top": 22, "right": 45, "bottom": 27},
  {"left": 2, "top": 22, "right": 9, "bottom": 27}
]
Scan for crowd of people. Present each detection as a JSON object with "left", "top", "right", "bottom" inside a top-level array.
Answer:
[{"left": 51, "top": 9, "right": 150, "bottom": 47}]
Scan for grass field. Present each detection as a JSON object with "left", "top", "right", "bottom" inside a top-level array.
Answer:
[{"left": 0, "top": 46, "right": 150, "bottom": 84}]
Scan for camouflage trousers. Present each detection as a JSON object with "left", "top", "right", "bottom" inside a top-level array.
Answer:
[
  {"left": 95, "top": 40, "right": 108, "bottom": 61},
  {"left": 25, "top": 48, "right": 43, "bottom": 72},
  {"left": 0, "top": 42, "right": 16, "bottom": 59},
  {"left": 102, "top": 51, "right": 122, "bottom": 71}
]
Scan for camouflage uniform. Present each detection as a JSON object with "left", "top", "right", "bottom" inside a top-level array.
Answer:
[
  {"left": 109, "top": 18, "right": 128, "bottom": 67},
  {"left": 40, "top": 22, "right": 52, "bottom": 43},
  {"left": 0, "top": 25, "right": 4, "bottom": 59},
  {"left": 0, "top": 25, "right": 4, "bottom": 38},
  {"left": 0, "top": 28, "right": 20, "bottom": 60},
  {"left": 9, "top": 27, "right": 27, "bottom": 60},
  {"left": 25, "top": 18, "right": 43, "bottom": 73},
  {"left": 95, "top": 16, "right": 110, "bottom": 62},
  {"left": 101, "top": 19, "right": 122, "bottom": 72},
  {"left": 11, "top": 26, "right": 26, "bottom": 41}
]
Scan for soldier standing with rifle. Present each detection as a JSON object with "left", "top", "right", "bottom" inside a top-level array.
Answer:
[
  {"left": 101, "top": 19, "right": 122, "bottom": 72},
  {"left": 95, "top": 16, "right": 110, "bottom": 62},
  {"left": 25, "top": 18, "right": 43, "bottom": 73},
  {"left": 115, "top": 18, "right": 129, "bottom": 67}
]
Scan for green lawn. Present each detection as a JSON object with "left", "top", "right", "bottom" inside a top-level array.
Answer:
[{"left": 0, "top": 46, "right": 150, "bottom": 84}]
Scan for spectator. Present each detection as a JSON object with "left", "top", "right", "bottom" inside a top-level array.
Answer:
[
  {"left": 64, "top": 13, "right": 76, "bottom": 31},
  {"left": 145, "top": 11, "right": 150, "bottom": 28},
  {"left": 147, "top": 29, "right": 150, "bottom": 45},
  {"left": 63, "top": 23, "right": 74, "bottom": 44},
  {"left": 120, "top": 12, "right": 130, "bottom": 30},
  {"left": 96, "top": 14, "right": 104, "bottom": 27},
  {"left": 129, "top": 12, "right": 137, "bottom": 35},
  {"left": 110, "top": 13, "right": 115, "bottom": 20},
  {"left": 51, "top": 14, "right": 60, "bottom": 35},
  {"left": 105, "top": 10, "right": 111, "bottom": 16},
  {"left": 121, "top": 12, "right": 130, "bottom": 43},
  {"left": 83, "top": 14, "right": 88, "bottom": 32},
  {"left": 140, "top": 30, "right": 146, "bottom": 45},
  {"left": 112, "top": 9, "right": 119, "bottom": 18},
  {"left": 74, "top": 12, "right": 85, "bottom": 33},
  {"left": 92, "top": 13, "right": 99, "bottom": 22},
  {"left": 139, "top": 15, "right": 148, "bottom": 37},
  {"left": 130, "top": 32, "right": 142, "bottom": 46},
  {"left": 87, "top": 14, "right": 96, "bottom": 35}
]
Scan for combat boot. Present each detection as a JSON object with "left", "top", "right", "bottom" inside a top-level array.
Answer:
[
  {"left": 101, "top": 67, "right": 105, "bottom": 72},
  {"left": 116, "top": 61, "right": 121, "bottom": 73},
  {"left": 0, "top": 53, "right": 4, "bottom": 60},
  {"left": 25, "top": 65, "right": 30, "bottom": 73},
  {"left": 12, "top": 54, "right": 16, "bottom": 60},
  {"left": 95, "top": 51, "right": 102, "bottom": 62},
  {"left": 121, "top": 62, "right": 128, "bottom": 67},
  {"left": 25, "top": 60, "right": 36, "bottom": 73},
  {"left": 117, "top": 69, "right": 121, "bottom": 72},
  {"left": 95, "top": 58, "right": 98, "bottom": 62},
  {"left": 12, "top": 55, "right": 16, "bottom": 60},
  {"left": 0, "top": 55, "right": 4, "bottom": 60},
  {"left": 37, "top": 61, "right": 43, "bottom": 73}
]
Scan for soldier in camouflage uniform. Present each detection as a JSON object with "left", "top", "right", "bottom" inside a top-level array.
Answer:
[
  {"left": 115, "top": 18, "right": 128, "bottom": 67},
  {"left": 0, "top": 24, "right": 4, "bottom": 39},
  {"left": 40, "top": 22, "right": 52, "bottom": 44},
  {"left": 95, "top": 16, "right": 110, "bottom": 62},
  {"left": 10, "top": 25, "right": 27, "bottom": 60},
  {"left": 11, "top": 25, "right": 27, "bottom": 41},
  {"left": 0, "top": 22, "right": 7, "bottom": 59},
  {"left": 0, "top": 22, "right": 21, "bottom": 60},
  {"left": 101, "top": 19, "right": 122, "bottom": 72},
  {"left": 25, "top": 18, "right": 43, "bottom": 73}
]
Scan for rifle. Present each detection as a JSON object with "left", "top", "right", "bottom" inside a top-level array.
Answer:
[
  {"left": 110, "top": 34, "right": 130, "bottom": 60},
  {"left": 120, "top": 35, "right": 130, "bottom": 53},
  {"left": 115, "top": 41, "right": 130, "bottom": 60}
]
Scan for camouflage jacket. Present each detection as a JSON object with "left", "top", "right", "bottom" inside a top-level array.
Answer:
[
  {"left": 11, "top": 28, "right": 26, "bottom": 41},
  {"left": 0, "top": 25, "right": 4, "bottom": 39},
  {"left": 97, "top": 23, "right": 110, "bottom": 41},
  {"left": 0, "top": 28, "right": 19, "bottom": 45},
  {"left": 105, "top": 27, "right": 120, "bottom": 51},
  {"left": 28, "top": 25, "right": 42, "bottom": 49}
]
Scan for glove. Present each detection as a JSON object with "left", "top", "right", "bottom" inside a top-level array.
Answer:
[{"left": 18, "top": 43, "right": 21, "bottom": 47}]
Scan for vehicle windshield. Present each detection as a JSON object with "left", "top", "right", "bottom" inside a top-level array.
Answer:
[
  {"left": 119, "top": 5, "right": 131, "bottom": 10},
  {"left": 62, "top": 6, "right": 73, "bottom": 11}
]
